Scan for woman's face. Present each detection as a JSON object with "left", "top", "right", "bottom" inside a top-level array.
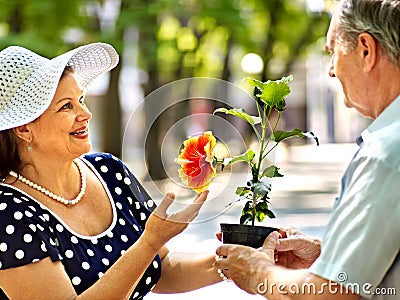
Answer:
[{"left": 28, "top": 71, "right": 93, "bottom": 159}]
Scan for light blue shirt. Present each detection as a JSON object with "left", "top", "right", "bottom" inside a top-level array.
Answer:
[{"left": 310, "top": 95, "right": 400, "bottom": 299}]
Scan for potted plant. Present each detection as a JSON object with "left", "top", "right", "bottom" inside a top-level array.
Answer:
[{"left": 176, "top": 75, "right": 318, "bottom": 248}]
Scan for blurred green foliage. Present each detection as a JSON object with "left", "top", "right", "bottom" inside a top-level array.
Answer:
[{"left": 0, "top": 0, "right": 330, "bottom": 178}]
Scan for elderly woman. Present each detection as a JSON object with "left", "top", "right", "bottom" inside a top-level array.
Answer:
[{"left": 0, "top": 43, "right": 220, "bottom": 299}]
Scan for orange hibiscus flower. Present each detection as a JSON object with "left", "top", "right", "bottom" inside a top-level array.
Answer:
[{"left": 176, "top": 131, "right": 217, "bottom": 193}]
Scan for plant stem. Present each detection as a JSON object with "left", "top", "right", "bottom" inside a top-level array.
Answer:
[
  {"left": 262, "top": 111, "right": 282, "bottom": 160},
  {"left": 256, "top": 105, "right": 272, "bottom": 178}
]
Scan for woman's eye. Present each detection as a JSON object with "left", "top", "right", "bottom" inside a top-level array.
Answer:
[{"left": 60, "top": 103, "right": 73, "bottom": 110}]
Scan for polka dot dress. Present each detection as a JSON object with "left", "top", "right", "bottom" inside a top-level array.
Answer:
[{"left": 0, "top": 153, "right": 161, "bottom": 299}]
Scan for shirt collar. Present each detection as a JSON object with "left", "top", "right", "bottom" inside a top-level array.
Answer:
[{"left": 361, "top": 94, "right": 400, "bottom": 144}]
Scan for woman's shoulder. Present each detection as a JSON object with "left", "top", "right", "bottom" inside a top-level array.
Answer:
[{"left": 83, "top": 152, "right": 126, "bottom": 170}]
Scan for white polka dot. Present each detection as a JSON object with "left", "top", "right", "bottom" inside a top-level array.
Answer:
[
  {"left": 36, "top": 224, "right": 44, "bottom": 231},
  {"left": 135, "top": 202, "right": 140, "bottom": 209},
  {"left": 121, "top": 235, "right": 128, "bottom": 242},
  {"left": 32, "top": 258, "right": 40, "bottom": 263},
  {"left": 95, "top": 157, "right": 102, "bottom": 161},
  {"left": 15, "top": 250, "right": 25, "bottom": 259},
  {"left": 147, "top": 200, "right": 154, "bottom": 208},
  {"left": 98, "top": 272, "right": 104, "bottom": 278},
  {"left": 87, "top": 249, "right": 94, "bottom": 257},
  {"left": 119, "top": 218, "right": 126, "bottom": 226},
  {"left": 0, "top": 243, "right": 8, "bottom": 252},
  {"left": 133, "top": 224, "right": 139, "bottom": 232},
  {"left": 105, "top": 245, "right": 113, "bottom": 252},
  {"left": 114, "top": 187, "right": 122, "bottom": 195},
  {"left": 116, "top": 173, "right": 123, "bottom": 180},
  {"left": 145, "top": 277, "right": 152, "bottom": 285},
  {"left": 23, "top": 234, "right": 33, "bottom": 243},
  {"left": 82, "top": 262, "right": 90, "bottom": 270},
  {"left": 49, "top": 238, "right": 56, "bottom": 246},
  {"left": 29, "top": 224, "right": 37, "bottom": 232},
  {"left": 41, "top": 242, "right": 47, "bottom": 252},
  {"left": 0, "top": 203, "right": 7, "bottom": 210},
  {"left": 107, "top": 231, "right": 114, "bottom": 238},
  {"left": 91, "top": 238, "right": 98, "bottom": 245},
  {"left": 71, "top": 236, "right": 79, "bottom": 244},
  {"left": 72, "top": 277, "right": 81, "bottom": 285},
  {"left": 56, "top": 224, "right": 64, "bottom": 232},
  {"left": 133, "top": 292, "right": 139, "bottom": 298},
  {"left": 49, "top": 227, "right": 54, "bottom": 233},
  {"left": 43, "top": 214, "right": 50, "bottom": 221},
  {"left": 121, "top": 250, "right": 126, "bottom": 255},
  {"left": 5, "top": 225, "right": 15, "bottom": 234},
  {"left": 100, "top": 165, "right": 108, "bottom": 173},
  {"left": 116, "top": 202, "right": 123, "bottom": 210},
  {"left": 13, "top": 197, "right": 22, "bottom": 204},
  {"left": 153, "top": 261, "right": 159, "bottom": 269},
  {"left": 25, "top": 211, "right": 33, "bottom": 218},
  {"left": 65, "top": 250, "right": 74, "bottom": 259},
  {"left": 0, "top": 262, "right": 2, "bottom": 268},
  {"left": 123, "top": 177, "right": 131, "bottom": 185},
  {"left": 14, "top": 211, "right": 23, "bottom": 220},
  {"left": 28, "top": 206, "right": 36, "bottom": 212},
  {"left": 127, "top": 197, "right": 133, "bottom": 204},
  {"left": 140, "top": 213, "right": 146, "bottom": 221},
  {"left": 102, "top": 258, "right": 110, "bottom": 266}
]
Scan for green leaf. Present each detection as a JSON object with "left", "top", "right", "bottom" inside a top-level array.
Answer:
[
  {"left": 255, "top": 202, "right": 276, "bottom": 221},
  {"left": 271, "top": 129, "right": 319, "bottom": 145},
  {"left": 235, "top": 186, "right": 251, "bottom": 196},
  {"left": 246, "top": 76, "right": 293, "bottom": 110},
  {"left": 253, "top": 181, "right": 271, "bottom": 198},
  {"left": 240, "top": 213, "right": 253, "bottom": 225},
  {"left": 222, "top": 149, "right": 255, "bottom": 170},
  {"left": 260, "top": 81, "right": 290, "bottom": 108},
  {"left": 262, "top": 165, "right": 284, "bottom": 178},
  {"left": 214, "top": 107, "right": 261, "bottom": 125}
]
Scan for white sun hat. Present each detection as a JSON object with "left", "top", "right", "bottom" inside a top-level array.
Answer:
[{"left": 0, "top": 42, "right": 119, "bottom": 131}]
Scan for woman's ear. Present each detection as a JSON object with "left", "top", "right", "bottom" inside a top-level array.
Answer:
[
  {"left": 13, "top": 125, "right": 32, "bottom": 144},
  {"left": 357, "top": 32, "right": 377, "bottom": 72}
]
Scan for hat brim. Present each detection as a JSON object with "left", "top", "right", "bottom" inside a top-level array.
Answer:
[{"left": 0, "top": 43, "right": 119, "bottom": 131}]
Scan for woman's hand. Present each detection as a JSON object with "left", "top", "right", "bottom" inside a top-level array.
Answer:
[
  {"left": 142, "top": 191, "right": 208, "bottom": 251},
  {"left": 275, "top": 227, "right": 321, "bottom": 269}
]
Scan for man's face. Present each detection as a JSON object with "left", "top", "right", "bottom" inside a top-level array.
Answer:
[{"left": 325, "top": 15, "right": 371, "bottom": 117}]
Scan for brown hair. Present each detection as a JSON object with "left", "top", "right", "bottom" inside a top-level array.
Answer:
[{"left": 0, "top": 66, "right": 74, "bottom": 181}]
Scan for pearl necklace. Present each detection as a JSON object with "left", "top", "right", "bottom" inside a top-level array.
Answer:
[{"left": 9, "top": 160, "right": 87, "bottom": 206}]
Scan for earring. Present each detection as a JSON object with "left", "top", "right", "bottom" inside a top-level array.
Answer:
[{"left": 27, "top": 145, "right": 33, "bottom": 152}]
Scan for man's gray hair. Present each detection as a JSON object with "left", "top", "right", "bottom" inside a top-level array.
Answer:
[{"left": 336, "top": 0, "right": 400, "bottom": 65}]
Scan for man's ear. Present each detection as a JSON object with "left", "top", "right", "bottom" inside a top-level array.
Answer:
[
  {"left": 13, "top": 125, "right": 32, "bottom": 143},
  {"left": 357, "top": 32, "right": 377, "bottom": 72}
]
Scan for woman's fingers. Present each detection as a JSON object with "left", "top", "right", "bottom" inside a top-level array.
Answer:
[{"left": 153, "top": 192, "right": 175, "bottom": 217}]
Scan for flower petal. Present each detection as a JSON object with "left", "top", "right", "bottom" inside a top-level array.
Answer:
[{"left": 177, "top": 132, "right": 217, "bottom": 192}]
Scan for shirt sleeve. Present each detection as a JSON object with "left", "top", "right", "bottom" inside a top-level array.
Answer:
[
  {"left": 310, "top": 155, "right": 400, "bottom": 299},
  {"left": 0, "top": 189, "right": 61, "bottom": 270}
]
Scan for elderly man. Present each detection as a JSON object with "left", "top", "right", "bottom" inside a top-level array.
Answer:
[{"left": 214, "top": 0, "right": 400, "bottom": 299}]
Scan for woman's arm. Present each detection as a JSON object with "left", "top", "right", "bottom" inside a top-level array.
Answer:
[
  {"left": 0, "top": 191, "right": 208, "bottom": 299},
  {"left": 152, "top": 245, "right": 222, "bottom": 294}
]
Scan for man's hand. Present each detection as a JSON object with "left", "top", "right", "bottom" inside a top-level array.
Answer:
[
  {"left": 214, "top": 231, "right": 280, "bottom": 294},
  {"left": 274, "top": 228, "right": 321, "bottom": 269}
]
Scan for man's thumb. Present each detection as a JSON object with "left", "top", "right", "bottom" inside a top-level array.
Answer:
[{"left": 261, "top": 231, "right": 279, "bottom": 254}]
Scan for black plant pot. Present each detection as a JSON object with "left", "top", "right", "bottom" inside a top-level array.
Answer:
[{"left": 220, "top": 223, "right": 279, "bottom": 248}]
